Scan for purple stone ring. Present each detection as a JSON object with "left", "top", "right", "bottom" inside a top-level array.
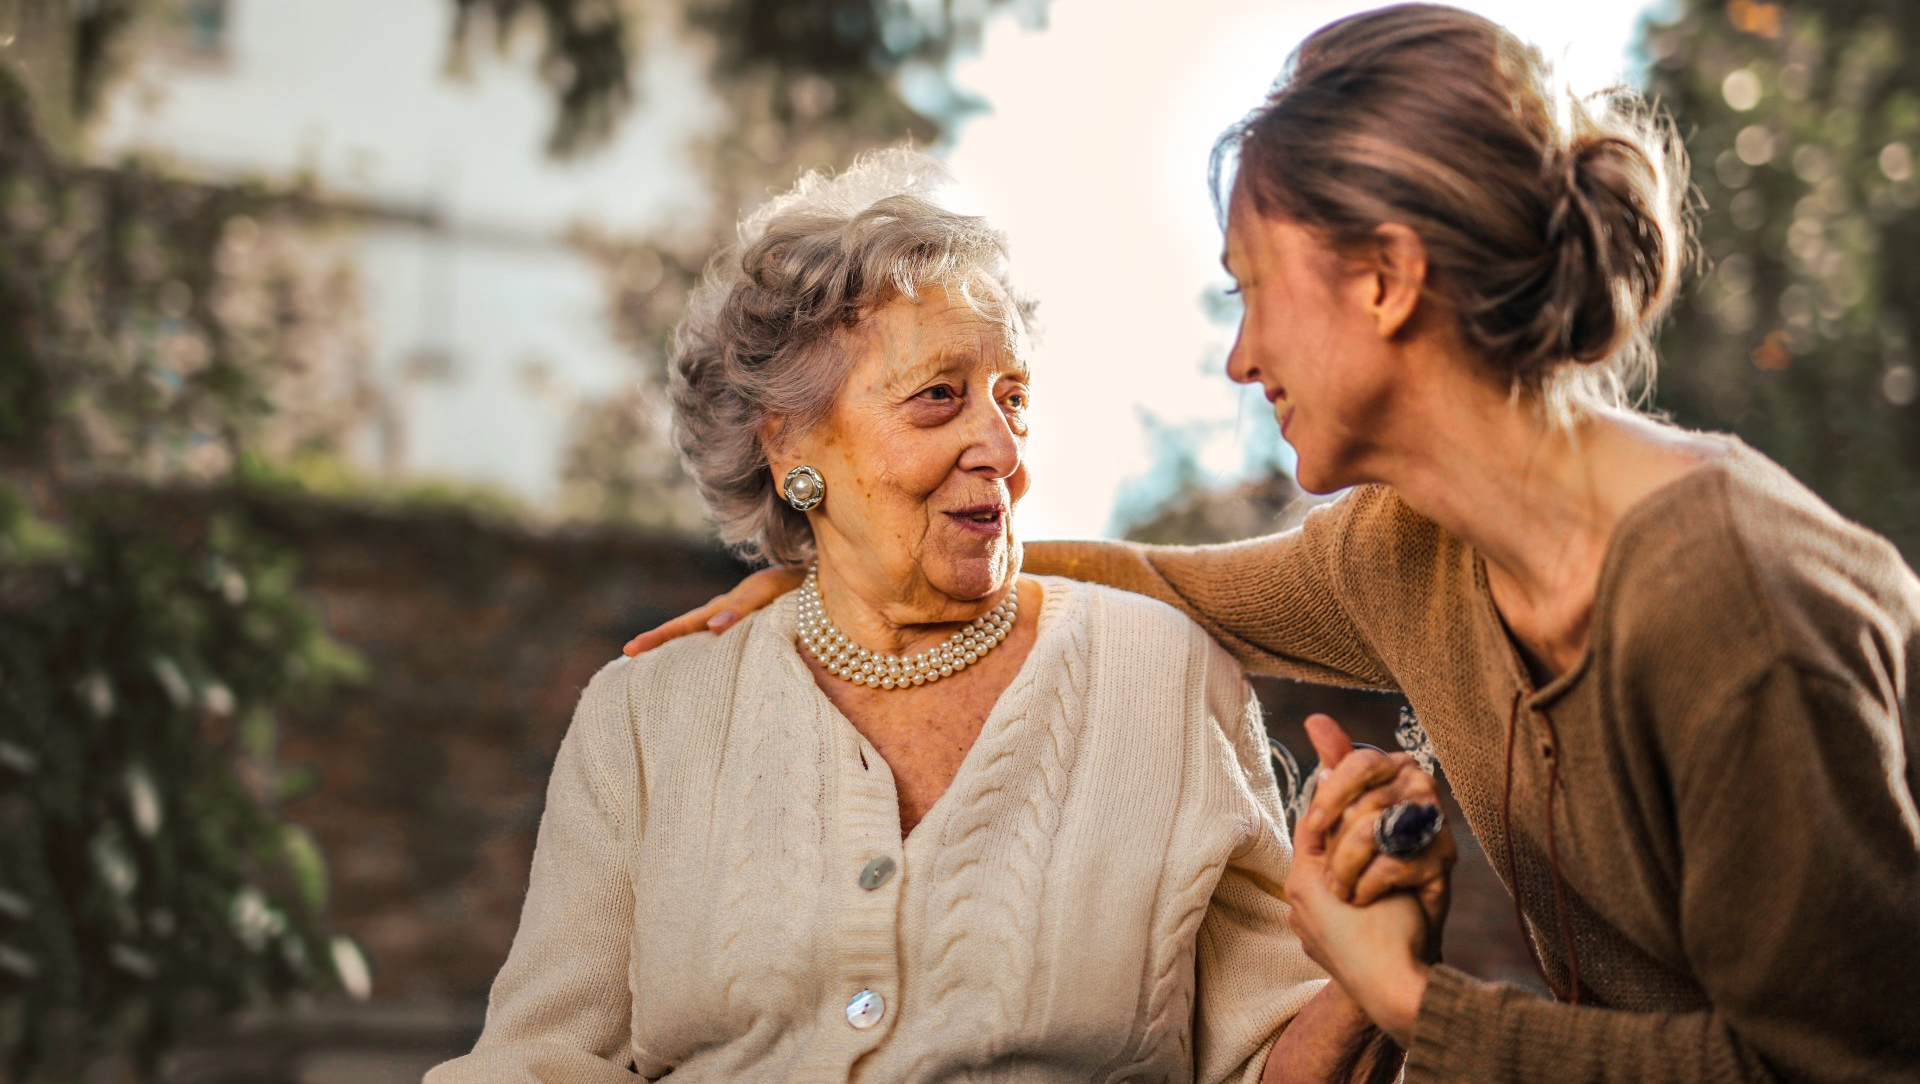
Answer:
[{"left": 1374, "top": 801, "right": 1445, "bottom": 860}]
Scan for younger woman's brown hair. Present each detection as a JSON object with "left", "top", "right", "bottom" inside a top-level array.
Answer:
[{"left": 1214, "top": 3, "right": 1691, "bottom": 417}]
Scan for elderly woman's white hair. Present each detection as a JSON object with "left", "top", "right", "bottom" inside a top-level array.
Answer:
[{"left": 669, "top": 148, "right": 1035, "bottom": 567}]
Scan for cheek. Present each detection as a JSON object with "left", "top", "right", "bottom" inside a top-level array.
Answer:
[
  {"left": 875, "top": 433, "right": 960, "bottom": 497},
  {"left": 827, "top": 432, "right": 949, "bottom": 535}
]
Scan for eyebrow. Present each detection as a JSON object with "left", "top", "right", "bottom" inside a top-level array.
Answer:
[{"left": 892, "top": 344, "right": 1031, "bottom": 389}]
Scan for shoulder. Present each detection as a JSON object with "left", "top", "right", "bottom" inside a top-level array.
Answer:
[
  {"left": 1716, "top": 447, "right": 1920, "bottom": 685},
  {"left": 577, "top": 605, "right": 793, "bottom": 746},
  {"left": 1037, "top": 574, "right": 1233, "bottom": 662},
  {"left": 1605, "top": 442, "right": 1919, "bottom": 710},
  {"left": 1032, "top": 575, "right": 1256, "bottom": 726},
  {"left": 566, "top": 654, "right": 640, "bottom": 747},
  {"left": 622, "top": 602, "right": 789, "bottom": 688}
]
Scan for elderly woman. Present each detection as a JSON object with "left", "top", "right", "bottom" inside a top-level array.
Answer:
[{"left": 424, "top": 151, "right": 1438, "bottom": 1084}]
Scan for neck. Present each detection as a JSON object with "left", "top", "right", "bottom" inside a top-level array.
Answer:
[
  {"left": 811, "top": 558, "right": 1016, "bottom": 657},
  {"left": 1387, "top": 395, "right": 1615, "bottom": 608},
  {"left": 1363, "top": 374, "right": 1718, "bottom": 673}
]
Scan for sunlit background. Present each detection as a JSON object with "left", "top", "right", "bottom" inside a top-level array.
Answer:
[
  {"left": 5, "top": 0, "right": 1916, "bottom": 1078},
  {"left": 77, "top": 0, "right": 1651, "bottom": 540}
]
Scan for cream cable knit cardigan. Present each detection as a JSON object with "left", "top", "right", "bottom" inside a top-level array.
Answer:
[{"left": 425, "top": 576, "right": 1326, "bottom": 1083}]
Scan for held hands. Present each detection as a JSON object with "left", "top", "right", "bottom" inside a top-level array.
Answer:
[
  {"left": 1284, "top": 714, "right": 1457, "bottom": 1048},
  {"left": 1299, "top": 714, "right": 1456, "bottom": 928},
  {"left": 622, "top": 566, "right": 805, "bottom": 656}
]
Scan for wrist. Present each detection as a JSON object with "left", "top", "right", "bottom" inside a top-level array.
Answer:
[
  {"left": 1367, "top": 960, "right": 1429, "bottom": 1049},
  {"left": 1317, "top": 978, "right": 1372, "bottom": 1027}
]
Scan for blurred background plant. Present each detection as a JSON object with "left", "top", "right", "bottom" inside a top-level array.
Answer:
[
  {"left": 0, "top": 26, "right": 372, "bottom": 1076},
  {"left": 0, "top": 484, "right": 367, "bottom": 1080},
  {"left": 1643, "top": 0, "right": 1920, "bottom": 562}
]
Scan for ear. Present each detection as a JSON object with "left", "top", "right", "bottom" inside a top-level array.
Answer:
[
  {"left": 760, "top": 415, "right": 791, "bottom": 477},
  {"left": 1366, "top": 223, "right": 1428, "bottom": 341}
]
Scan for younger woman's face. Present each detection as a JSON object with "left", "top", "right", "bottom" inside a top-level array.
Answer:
[{"left": 1221, "top": 192, "right": 1403, "bottom": 494}]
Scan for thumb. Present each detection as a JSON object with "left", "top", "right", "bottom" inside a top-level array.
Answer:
[{"left": 1304, "top": 713, "right": 1355, "bottom": 770}]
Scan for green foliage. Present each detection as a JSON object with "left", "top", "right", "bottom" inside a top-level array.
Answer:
[
  {"left": 450, "top": 0, "right": 636, "bottom": 157},
  {"left": 453, "top": 0, "right": 1047, "bottom": 157},
  {"left": 556, "top": 231, "right": 708, "bottom": 527},
  {"left": 1644, "top": 0, "right": 1920, "bottom": 561},
  {"left": 0, "top": 55, "right": 366, "bottom": 1079},
  {"left": 0, "top": 485, "right": 363, "bottom": 1080},
  {"left": 70, "top": 0, "right": 143, "bottom": 123},
  {"left": 236, "top": 449, "right": 535, "bottom": 525}
]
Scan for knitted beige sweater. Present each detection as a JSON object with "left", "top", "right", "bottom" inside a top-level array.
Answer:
[
  {"left": 424, "top": 577, "right": 1327, "bottom": 1083},
  {"left": 1028, "top": 441, "right": 1920, "bottom": 1084}
]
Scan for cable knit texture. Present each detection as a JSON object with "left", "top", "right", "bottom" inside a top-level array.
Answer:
[
  {"left": 424, "top": 577, "right": 1327, "bottom": 1084},
  {"left": 1028, "top": 438, "right": 1920, "bottom": 1084}
]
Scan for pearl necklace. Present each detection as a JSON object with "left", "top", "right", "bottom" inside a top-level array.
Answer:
[{"left": 796, "top": 567, "right": 1017, "bottom": 690}]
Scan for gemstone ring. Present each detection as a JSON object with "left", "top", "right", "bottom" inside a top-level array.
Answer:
[{"left": 1374, "top": 800, "right": 1445, "bottom": 860}]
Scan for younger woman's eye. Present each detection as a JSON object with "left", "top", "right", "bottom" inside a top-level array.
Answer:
[{"left": 1224, "top": 285, "right": 1243, "bottom": 296}]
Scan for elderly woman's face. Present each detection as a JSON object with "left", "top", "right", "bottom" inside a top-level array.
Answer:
[{"left": 786, "top": 283, "right": 1031, "bottom": 608}]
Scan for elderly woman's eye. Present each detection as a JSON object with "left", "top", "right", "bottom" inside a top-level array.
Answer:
[
  {"left": 1003, "top": 391, "right": 1029, "bottom": 411},
  {"left": 919, "top": 385, "right": 958, "bottom": 402}
]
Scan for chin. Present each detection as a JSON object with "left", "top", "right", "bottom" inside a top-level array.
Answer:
[
  {"left": 1293, "top": 468, "right": 1344, "bottom": 496},
  {"left": 1289, "top": 448, "right": 1358, "bottom": 496},
  {"left": 929, "top": 539, "right": 1022, "bottom": 603}
]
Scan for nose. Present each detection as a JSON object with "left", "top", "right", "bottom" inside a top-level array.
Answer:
[
  {"left": 957, "top": 396, "right": 1023, "bottom": 479},
  {"left": 1225, "top": 328, "right": 1259, "bottom": 386}
]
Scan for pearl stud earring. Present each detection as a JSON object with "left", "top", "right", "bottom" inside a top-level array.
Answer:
[{"left": 783, "top": 464, "right": 825, "bottom": 511}]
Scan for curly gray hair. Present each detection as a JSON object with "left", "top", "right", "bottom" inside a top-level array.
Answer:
[{"left": 669, "top": 148, "right": 1035, "bottom": 567}]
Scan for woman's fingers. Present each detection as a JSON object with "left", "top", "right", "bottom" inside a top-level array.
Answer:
[
  {"left": 1294, "top": 714, "right": 1371, "bottom": 855},
  {"left": 1302, "top": 746, "right": 1409, "bottom": 841},
  {"left": 1322, "top": 752, "right": 1438, "bottom": 836},
  {"left": 1303, "top": 713, "right": 1356, "bottom": 768},
  {"left": 1322, "top": 788, "right": 1400, "bottom": 891},
  {"left": 1315, "top": 755, "right": 1452, "bottom": 897},
  {"left": 622, "top": 567, "right": 806, "bottom": 655},
  {"left": 1322, "top": 783, "right": 1449, "bottom": 897},
  {"left": 623, "top": 596, "right": 728, "bottom": 656},
  {"left": 1349, "top": 832, "right": 1457, "bottom": 909}
]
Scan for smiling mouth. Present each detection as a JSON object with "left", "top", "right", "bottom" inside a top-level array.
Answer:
[{"left": 946, "top": 506, "right": 1006, "bottom": 533}]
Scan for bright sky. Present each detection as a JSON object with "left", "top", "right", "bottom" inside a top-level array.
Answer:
[{"left": 945, "top": 0, "right": 1654, "bottom": 539}]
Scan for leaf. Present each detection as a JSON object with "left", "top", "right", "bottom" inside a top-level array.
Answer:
[{"left": 279, "top": 824, "right": 328, "bottom": 914}]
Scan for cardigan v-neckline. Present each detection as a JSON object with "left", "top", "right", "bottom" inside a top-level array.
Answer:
[{"left": 766, "top": 577, "right": 1073, "bottom": 844}]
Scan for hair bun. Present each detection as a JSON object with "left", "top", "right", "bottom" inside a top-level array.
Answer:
[{"left": 1538, "top": 126, "right": 1680, "bottom": 370}]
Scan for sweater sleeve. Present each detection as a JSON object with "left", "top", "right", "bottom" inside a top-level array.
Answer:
[
  {"left": 1023, "top": 495, "right": 1394, "bottom": 690},
  {"left": 1191, "top": 639, "right": 1331, "bottom": 1084},
  {"left": 425, "top": 660, "right": 642, "bottom": 1084},
  {"left": 1406, "top": 659, "right": 1920, "bottom": 1084}
]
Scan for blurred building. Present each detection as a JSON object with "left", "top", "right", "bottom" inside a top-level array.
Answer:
[{"left": 90, "top": 0, "right": 718, "bottom": 508}]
